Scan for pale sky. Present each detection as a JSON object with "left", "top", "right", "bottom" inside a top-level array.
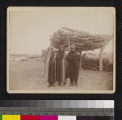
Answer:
[{"left": 8, "top": 7, "right": 115, "bottom": 54}]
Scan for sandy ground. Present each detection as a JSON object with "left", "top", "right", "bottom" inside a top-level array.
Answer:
[{"left": 9, "top": 59, "right": 113, "bottom": 90}]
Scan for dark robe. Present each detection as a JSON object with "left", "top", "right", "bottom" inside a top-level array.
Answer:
[
  {"left": 48, "top": 54, "right": 56, "bottom": 85},
  {"left": 56, "top": 50, "right": 65, "bottom": 85},
  {"left": 67, "top": 51, "right": 80, "bottom": 85}
]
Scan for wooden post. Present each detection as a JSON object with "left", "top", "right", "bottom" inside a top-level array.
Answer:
[
  {"left": 66, "top": 30, "right": 70, "bottom": 51},
  {"left": 80, "top": 51, "right": 82, "bottom": 69},
  {"left": 99, "top": 46, "right": 105, "bottom": 71}
]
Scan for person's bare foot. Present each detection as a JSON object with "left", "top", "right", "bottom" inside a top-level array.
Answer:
[
  {"left": 70, "top": 82, "right": 74, "bottom": 86},
  {"left": 58, "top": 83, "right": 61, "bottom": 86},
  {"left": 63, "top": 82, "right": 66, "bottom": 85},
  {"left": 48, "top": 85, "right": 51, "bottom": 87}
]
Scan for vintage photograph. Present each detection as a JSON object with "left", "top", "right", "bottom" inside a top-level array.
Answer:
[{"left": 7, "top": 7, "right": 116, "bottom": 93}]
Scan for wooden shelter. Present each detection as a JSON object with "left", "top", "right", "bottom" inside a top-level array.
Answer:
[{"left": 50, "top": 27, "right": 112, "bottom": 71}]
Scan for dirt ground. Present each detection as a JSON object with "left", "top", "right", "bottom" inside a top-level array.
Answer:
[{"left": 9, "top": 59, "right": 113, "bottom": 90}]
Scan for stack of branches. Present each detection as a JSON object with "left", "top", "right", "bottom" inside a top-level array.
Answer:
[{"left": 50, "top": 27, "right": 112, "bottom": 51}]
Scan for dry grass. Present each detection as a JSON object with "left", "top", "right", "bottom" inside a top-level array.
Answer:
[{"left": 9, "top": 59, "right": 113, "bottom": 90}]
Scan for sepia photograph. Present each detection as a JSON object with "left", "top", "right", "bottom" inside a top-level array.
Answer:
[{"left": 7, "top": 7, "right": 116, "bottom": 93}]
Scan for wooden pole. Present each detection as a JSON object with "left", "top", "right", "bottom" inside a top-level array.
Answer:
[
  {"left": 99, "top": 39, "right": 111, "bottom": 71},
  {"left": 66, "top": 30, "right": 70, "bottom": 51},
  {"left": 80, "top": 51, "right": 82, "bottom": 69},
  {"left": 99, "top": 46, "right": 105, "bottom": 71}
]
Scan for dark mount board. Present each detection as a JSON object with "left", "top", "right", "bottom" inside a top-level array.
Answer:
[
  {"left": 0, "top": 0, "right": 121, "bottom": 120},
  {"left": 0, "top": 0, "right": 118, "bottom": 99}
]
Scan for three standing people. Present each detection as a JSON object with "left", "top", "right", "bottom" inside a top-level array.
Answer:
[{"left": 47, "top": 44, "right": 80, "bottom": 87}]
